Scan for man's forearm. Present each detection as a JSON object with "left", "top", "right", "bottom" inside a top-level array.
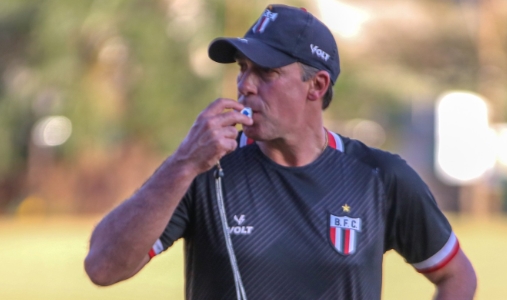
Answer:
[{"left": 84, "top": 155, "right": 198, "bottom": 286}]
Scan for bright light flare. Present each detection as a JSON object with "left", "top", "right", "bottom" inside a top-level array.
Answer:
[
  {"left": 344, "top": 119, "right": 386, "bottom": 148},
  {"left": 435, "top": 92, "right": 496, "bottom": 185},
  {"left": 496, "top": 125, "right": 507, "bottom": 167},
  {"left": 32, "top": 116, "right": 72, "bottom": 147},
  {"left": 189, "top": 46, "right": 220, "bottom": 78},
  {"left": 316, "top": 0, "right": 370, "bottom": 38}
]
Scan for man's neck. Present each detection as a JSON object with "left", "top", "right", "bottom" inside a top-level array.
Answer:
[{"left": 257, "top": 126, "right": 327, "bottom": 167}]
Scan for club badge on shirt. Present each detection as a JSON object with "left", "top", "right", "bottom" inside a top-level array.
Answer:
[{"left": 329, "top": 214, "right": 362, "bottom": 255}]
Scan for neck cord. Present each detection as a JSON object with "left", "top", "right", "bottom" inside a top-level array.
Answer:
[
  {"left": 215, "top": 161, "right": 248, "bottom": 300},
  {"left": 214, "top": 128, "right": 327, "bottom": 299},
  {"left": 322, "top": 129, "right": 328, "bottom": 152}
]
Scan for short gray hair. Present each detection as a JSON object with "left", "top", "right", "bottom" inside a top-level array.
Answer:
[{"left": 299, "top": 63, "right": 334, "bottom": 110}]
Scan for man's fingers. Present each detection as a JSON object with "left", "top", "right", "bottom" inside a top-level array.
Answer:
[
  {"left": 220, "top": 137, "right": 238, "bottom": 156},
  {"left": 197, "top": 126, "right": 238, "bottom": 152},
  {"left": 202, "top": 98, "right": 244, "bottom": 117},
  {"left": 180, "top": 98, "right": 249, "bottom": 173},
  {"left": 222, "top": 126, "right": 239, "bottom": 139},
  {"left": 216, "top": 110, "right": 254, "bottom": 127},
  {"left": 208, "top": 127, "right": 239, "bottom": 147}
]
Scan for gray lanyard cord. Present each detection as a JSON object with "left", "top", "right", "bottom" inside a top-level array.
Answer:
[{"left": 215, "top": 161, "right": 248, "bottom": 300}]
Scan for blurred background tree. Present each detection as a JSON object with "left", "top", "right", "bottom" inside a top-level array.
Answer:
[
  {"left": 0, "top": 0, "right": 229, "bottom": 213},
  {"left": 0, "top": 0, "right": 505, "bottom": 215}
]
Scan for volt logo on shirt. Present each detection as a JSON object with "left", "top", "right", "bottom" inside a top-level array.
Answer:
[
  {"left": 229, "top": 214, "right": 254, "bottom": 235},
  {"left": 329, "top": 214, "right": 362, "bottom": 255}
]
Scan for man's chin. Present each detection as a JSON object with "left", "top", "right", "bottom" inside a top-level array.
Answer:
[{"left": 241, "top": 126, "right": 265, "bottom": 141}]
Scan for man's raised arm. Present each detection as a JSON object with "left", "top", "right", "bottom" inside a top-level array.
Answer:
[{"left": 84, "top": 98, "right": 252, "bottom": 286}]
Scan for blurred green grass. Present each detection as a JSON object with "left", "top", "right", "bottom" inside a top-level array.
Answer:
[{"left": 0, "top": 214, "right": 505, "bottom": 299}]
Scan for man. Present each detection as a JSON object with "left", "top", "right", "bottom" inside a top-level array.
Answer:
[{"left": 85, "top": 4, "right": 477, "bottom": 300}]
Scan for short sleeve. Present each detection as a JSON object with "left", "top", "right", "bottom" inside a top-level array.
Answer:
[
  {"left": 148, "top": 180, "right": 195, "bottom": 259},
  {"left": 382, "top": 154, "right": 459, "bottom": 273}
]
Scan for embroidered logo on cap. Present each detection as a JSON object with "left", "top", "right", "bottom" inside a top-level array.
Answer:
[
  {"left": 310, "top": 44, "right": 330, "bottom": 61},
  {"left": 252, "top": 9, "right": 278, "bottom": 33}
]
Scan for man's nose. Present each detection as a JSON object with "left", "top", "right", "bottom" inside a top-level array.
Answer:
[{"left": 237, "top": 70, "right": 258, "bottom": 97}]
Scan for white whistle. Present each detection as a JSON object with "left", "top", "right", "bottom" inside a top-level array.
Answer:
[{"left": 240, "top": 107, "right": 252, "bottom": 118}]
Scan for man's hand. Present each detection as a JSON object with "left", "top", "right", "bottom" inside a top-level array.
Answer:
[{"left": 174, "top": 98, "right": 254, "bottom": 175}]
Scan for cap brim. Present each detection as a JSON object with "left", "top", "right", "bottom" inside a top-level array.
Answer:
[{"left": 208, "top": 37, "right": 297, "bottom": 68}]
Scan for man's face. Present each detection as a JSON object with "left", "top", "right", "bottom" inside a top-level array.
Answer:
[{"left": 236, "top": 55, "right": 310, "bottom": 141}]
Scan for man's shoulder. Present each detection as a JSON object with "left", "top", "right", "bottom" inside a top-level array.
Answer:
[
  {"left": 341, "top": 135, "right": 433, "bottom": 202},
  {"left": 338, "top": 135, "right": 426, "bottom": 192},
  {"left": 340, "top": 135, "right": 404, "bottom": 171}
]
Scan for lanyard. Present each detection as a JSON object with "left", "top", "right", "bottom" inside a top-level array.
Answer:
[{"left": 215, "top": 161, "right": 248, "bottom": 300}]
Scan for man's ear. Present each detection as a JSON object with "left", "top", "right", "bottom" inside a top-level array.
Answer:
[{"left": 307, "top": 71, "right": 331, "bottom": 101}]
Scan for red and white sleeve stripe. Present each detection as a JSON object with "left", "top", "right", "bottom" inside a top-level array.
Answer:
[
  {"left": 412, "top": 232, "right": 460, "bottom": 273},
  {"left": 148, "top": 239, "right": 164, "bottom": 259}
]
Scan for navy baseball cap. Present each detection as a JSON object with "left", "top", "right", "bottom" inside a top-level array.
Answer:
[{"left": 208, "top": 4, "right": 340, "bottom": 84}]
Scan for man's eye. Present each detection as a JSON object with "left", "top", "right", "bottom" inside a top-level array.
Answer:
[{"left": 258, "top": 68, "right": 279, "bottom": 79}]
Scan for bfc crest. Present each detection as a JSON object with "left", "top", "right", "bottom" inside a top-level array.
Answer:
[
  {"left": 329, "top": 214, "right": 362, "bottom": 255},
  {"left": 252, "top": 9, "right": 278, "bottom": 33}
]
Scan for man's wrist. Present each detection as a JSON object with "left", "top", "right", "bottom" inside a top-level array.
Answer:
[{"left": 160, "top": 153, "right": 201, "bottom": 181}]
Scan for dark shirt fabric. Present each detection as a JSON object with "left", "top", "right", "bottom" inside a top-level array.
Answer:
[{"left": 151, "top": 132, "right": 455, "bottom": 300}]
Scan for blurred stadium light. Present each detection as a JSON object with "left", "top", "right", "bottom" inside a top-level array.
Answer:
[
  {"left": 32, "top": 116, "right": 72, "bottom": 147},
  {"left": 344, "top": 118, "right": 386, "bottom": 148},
  {"left": 190, "top": 45, "right": 220, "bottom": 78},
  {"left": 316, "top": 0, "right": 370, "bottom": 38},
  {"left": 435, "top": 91, "right": 496, "bottom": 185},
  {"left": 495, "top": 124, "right": 507, "bottom": 169}
]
